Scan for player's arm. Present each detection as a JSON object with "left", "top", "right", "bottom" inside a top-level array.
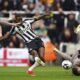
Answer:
[
  {"left": 0, "top": 20, "right": 20, "bottom": 27},
  {"left": 34, "top": 12, "right": 54, "bottom": 21},
  {"left": 53, "top": 48, "right": 72, "bottom": 61}
]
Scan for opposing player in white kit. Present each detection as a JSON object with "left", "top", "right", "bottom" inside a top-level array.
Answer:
[
  {"left": 54, "top": 47, "right": 80, "bottom": 76},
  {"left": 53, "top": 25, "right": 80, "bottom": 76}
]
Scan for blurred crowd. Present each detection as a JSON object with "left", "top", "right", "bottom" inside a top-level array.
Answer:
[
  {"left": 0, "top": 0, "right": 80, "bottom": 12},
  {"left": 0, "top": 0, "right": 80, "bottom": 48}
]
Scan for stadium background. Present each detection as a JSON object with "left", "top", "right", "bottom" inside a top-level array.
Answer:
[{"left": 0, "top": 0, "right": 80, "bottom": 80}]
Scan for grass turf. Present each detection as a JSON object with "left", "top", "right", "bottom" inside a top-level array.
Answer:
[{"left": 0, "top": 66, "right": 79, "bottom": 80}]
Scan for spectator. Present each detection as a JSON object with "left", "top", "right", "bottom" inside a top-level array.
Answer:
[
  {"left": 59, "top": 28, "right": 78, "bottom": 43},
  {"left": 28, "top": 0, "right": 35, "bottom": 3},
  {"left": 0, "top": 24, "right": 12, "bottom": 47},
  {"left": 54, "top": 8, "right": 65, "bottom": 36},
  {"left": 36, "top": 0, "right": 45, "bottom": 13},
  {"left": 9, "top": 42, "right": 15, "bottom": 48},
  {"left": 9, "top": 0, "right": 22, "bottom": 10},
  {"left": 74, "top": 0, "right": 80, "bottom": 11},
  {"left": 47, "top": 22, "right": 59, "bottom": 44},
  {"left": 45, "top": 0, "right": 59, "bottom": 11},
  {"left": 19, "top": 42, "right": 25, "bottom": 48},
  {"left": 9, "top": 35, "right": 21, "bottom": 48},
  {"left": 27, "top": 2, "right": 36, "bottom": 13},
  {"left": 0, "top": 0, "right": 10, "bottom": 11},
  {"left": 58, "top": 0, "right": 75, "bottom": 11},
  {"left": 21, "top": 0, "right": 28, "bottom": 11},
  {"left": 27, "top": 1, "right": 45, "bottom": 13},
  {"left": 67, "top": 13, "right": 79, "bottom": 31},
  {"left": 0, "top": 0, "right": 22, "bottom": 11}
]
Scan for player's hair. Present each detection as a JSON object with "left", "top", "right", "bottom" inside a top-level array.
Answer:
[
  {"left": 72, "top": 67, "right": 80, "bottom": 76},
  {"left": 15, "top": 16, "right": 22, "bottom": 23},
  {"left": 13, "top": 14, "right": 22, "bottom": 23}
]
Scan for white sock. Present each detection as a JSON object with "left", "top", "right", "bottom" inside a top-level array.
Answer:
[
  {"left": 35, "top": 57, "right": 45, "bottom": 66},
  {"left": 28, "top": 61, "right": 39, "bottom": 71},
  {"left": 28, "top": 57, "right": 45, "bottom": 71}
]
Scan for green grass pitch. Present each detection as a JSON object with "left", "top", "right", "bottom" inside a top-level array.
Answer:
[{"left": 0, "top": 66, "right": 80, "bottom": 80}]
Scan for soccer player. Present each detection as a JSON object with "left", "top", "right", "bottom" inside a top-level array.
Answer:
[
  {"left": 0, "top": 13, "right": 53, "bottom": 76},
  {"left": 54, "top": 48, "right": 80, "bottom": 76}
]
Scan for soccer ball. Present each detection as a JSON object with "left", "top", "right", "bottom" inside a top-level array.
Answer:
[{"left": 62, "top": 60, "right": 72, "bottom": 69}]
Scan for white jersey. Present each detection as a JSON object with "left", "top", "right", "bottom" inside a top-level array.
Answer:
[
  {"left": 10, "top": 18, "right": 37, "bottom": 43},
  {"left": 71, "top": 51, "right": 80, "bottom": 67}
]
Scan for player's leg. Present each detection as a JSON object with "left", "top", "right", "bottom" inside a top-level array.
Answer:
[
  {"left": 28, "top": 50, "right": 44, "bottom": 76},
  {"left": 27, "top": 38, "right": 45, "bottom": 76},
  {"left": 38, "top": 47, "right": 45, "bottom": 66},
  {"left": 34, "top": 38, "right": 45, "bottom": 66},
  {"left": 27, "top": 50, "right": 38, "bottom": 76},
  {"left": 38, "top": 47, "right": 45, "bottom": 62}
]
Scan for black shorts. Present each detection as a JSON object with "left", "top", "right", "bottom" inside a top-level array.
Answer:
[{"left": 26, "top": 38, "right": 44, "bottom": 53}]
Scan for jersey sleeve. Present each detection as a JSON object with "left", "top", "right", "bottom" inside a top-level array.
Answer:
[{"left": 9, "top": 27, "right": 16, "bottom": 35}]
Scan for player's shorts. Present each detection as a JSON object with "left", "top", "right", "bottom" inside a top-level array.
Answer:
[{"left": 26, "top": 37, "right": 44, "bottom": 53}]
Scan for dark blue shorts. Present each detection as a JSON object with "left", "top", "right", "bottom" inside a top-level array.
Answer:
[{"left": 26, "top": 38, "right": 44, "bottom": 53}]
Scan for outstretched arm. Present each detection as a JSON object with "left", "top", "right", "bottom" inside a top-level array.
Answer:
[
  {"left": 53, "top": 48, "right": 72, "bottom": 61},
  {"left": 0, "top": 20, "right": 20, "bottom": 27},
  {"left": 35, "top": 12, "right": 54, "bottom": 21}
]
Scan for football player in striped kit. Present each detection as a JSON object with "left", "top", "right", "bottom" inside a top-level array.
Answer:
[{"left": 0, "top": 12, "right": 53, "bottom": 76}]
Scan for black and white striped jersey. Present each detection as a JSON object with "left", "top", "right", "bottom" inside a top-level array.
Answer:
[{"left": 10, "top": 18, "right": 38, "bottom": 43}]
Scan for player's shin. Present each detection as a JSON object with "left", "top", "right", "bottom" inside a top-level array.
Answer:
[
  {"left": 27, "top": 61, "right": 39, "bottom": 76},
  {"left": 28, "top": 61, "right": 39, "bottom": 71},
  {"left": 27, "top": 56, "right": 45, "bottom": 76}
]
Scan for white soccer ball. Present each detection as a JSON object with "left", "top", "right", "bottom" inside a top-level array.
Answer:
[{"left": 62, "top": 60, "right": 72, "bottom": 69}]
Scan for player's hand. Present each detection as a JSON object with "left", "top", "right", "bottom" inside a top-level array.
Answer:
[
  {"left": 74, "top": 25, "right": 80, "bottom": 34},
  {"left": 45, "top": 11, "right": 54, "bottom": 19},
  {"left": 45, "top": 11, "right": 53, "bottom": 16},
  {"left": 53, "top": 48, "right": 59, "bottom": 53}
]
